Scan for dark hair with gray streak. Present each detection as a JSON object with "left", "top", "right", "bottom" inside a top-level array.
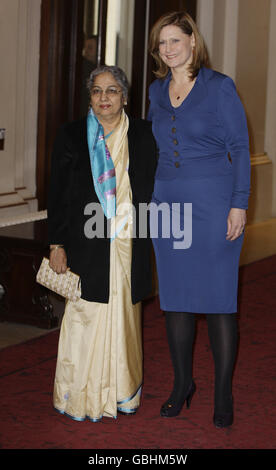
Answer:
[{"left": 87, "top": 65, "right": 129, "bottom": 100}]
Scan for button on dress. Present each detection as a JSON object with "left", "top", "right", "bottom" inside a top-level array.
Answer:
[{"left": 148, "top": 66, "right": 251, "bottom": 314}]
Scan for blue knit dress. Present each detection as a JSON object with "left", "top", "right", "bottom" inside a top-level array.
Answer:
[{"left": 148, "top": 66, "right": 251, "bottom": 313}]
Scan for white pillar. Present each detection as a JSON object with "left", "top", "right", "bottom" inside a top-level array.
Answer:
[
  {"left": 264, "top": 0, "right": 276, "bottom": 216},
  {"left": 0, "top": 0, "right": 41, "bottom": 217},
  {"left": 196, "top": 0, "right": 214, "bottom": 61},
  {"left": 222, "top": 0, "right": 239, "bottom": 79}
]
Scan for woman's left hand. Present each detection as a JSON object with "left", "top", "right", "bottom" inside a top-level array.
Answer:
[{"left": 226, "top": 208, "right": 247, "bottom": 241}]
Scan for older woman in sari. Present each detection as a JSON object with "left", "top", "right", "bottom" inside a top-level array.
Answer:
[{"left": 48, "top": 65, "right": 157, "bottom": 422}]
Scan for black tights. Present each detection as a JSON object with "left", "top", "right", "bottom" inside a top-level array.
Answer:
[{"left": 165, "top": 311, "right": 238, "bottom": 412}]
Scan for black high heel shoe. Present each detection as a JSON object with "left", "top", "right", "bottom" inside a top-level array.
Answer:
[
  {"left": 213, "top": 397, "right": 234, "bottom": 428},
  {"left": 213, "top": 411, "right": 233, "bottom": 428},
  {"left": 160, "top": 380, "right": 196, "bottom": 418}
]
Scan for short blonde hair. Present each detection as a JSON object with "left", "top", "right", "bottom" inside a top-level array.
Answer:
[{"left": 149, "top": 11, "right": 209, "bottom": 80}]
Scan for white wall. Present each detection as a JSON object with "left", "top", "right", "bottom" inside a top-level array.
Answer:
[{"left": 197, "top": 0, "right": 275, "bottom": 223}]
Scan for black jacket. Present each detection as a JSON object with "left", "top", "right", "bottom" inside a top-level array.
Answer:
[{"left": 48, "top": 116, "right": 157, "bottom": 303}]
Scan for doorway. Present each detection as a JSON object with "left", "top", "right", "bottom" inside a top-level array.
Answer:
[{"left": 36, "top": 0, "right": 197, "bottom": 209}]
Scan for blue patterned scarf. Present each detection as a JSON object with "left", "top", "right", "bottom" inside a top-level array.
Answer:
[{"left": 87, "top": 108, "right": 116, "bottom": 219}]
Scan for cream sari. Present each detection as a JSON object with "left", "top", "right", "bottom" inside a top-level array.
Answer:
[{"left": 53, "top": 111, "right": 142, "bottom": 421}]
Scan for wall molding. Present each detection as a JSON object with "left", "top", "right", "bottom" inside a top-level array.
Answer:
[{"left": 250, "top": 153, "right": 272, "bottom": 166}]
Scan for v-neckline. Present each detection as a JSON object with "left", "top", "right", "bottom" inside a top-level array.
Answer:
[{"left": 167, "top": 69, "right": 200, "bottom": 110}]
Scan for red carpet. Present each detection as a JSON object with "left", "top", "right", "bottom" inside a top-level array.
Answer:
[{"left": 0, "top": 255, "right": 276, "bottom": 450}]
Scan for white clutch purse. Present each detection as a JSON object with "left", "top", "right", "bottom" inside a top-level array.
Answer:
[{"left": 36, "top": 257, "right": 81, "bottom": 302}]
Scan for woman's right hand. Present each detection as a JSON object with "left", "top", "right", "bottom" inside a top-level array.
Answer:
[{"left": 49, "top": 246, "right": 67, "bottom": 274}]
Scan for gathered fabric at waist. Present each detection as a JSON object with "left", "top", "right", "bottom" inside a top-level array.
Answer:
[{"left": 155, "top": 152, "right": 233, "bottom": 180}]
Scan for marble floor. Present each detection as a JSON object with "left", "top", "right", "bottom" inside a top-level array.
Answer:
[
  {"left": 0, "top": 294, "right": 64, "bottom": 349},
  {"left": 0, "top": 321, "right": 59, "bottom": 349}
]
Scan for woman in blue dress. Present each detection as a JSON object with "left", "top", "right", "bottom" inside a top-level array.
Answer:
[{"left": 148, "top": 11, "right": 251, "bottom": 428}]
